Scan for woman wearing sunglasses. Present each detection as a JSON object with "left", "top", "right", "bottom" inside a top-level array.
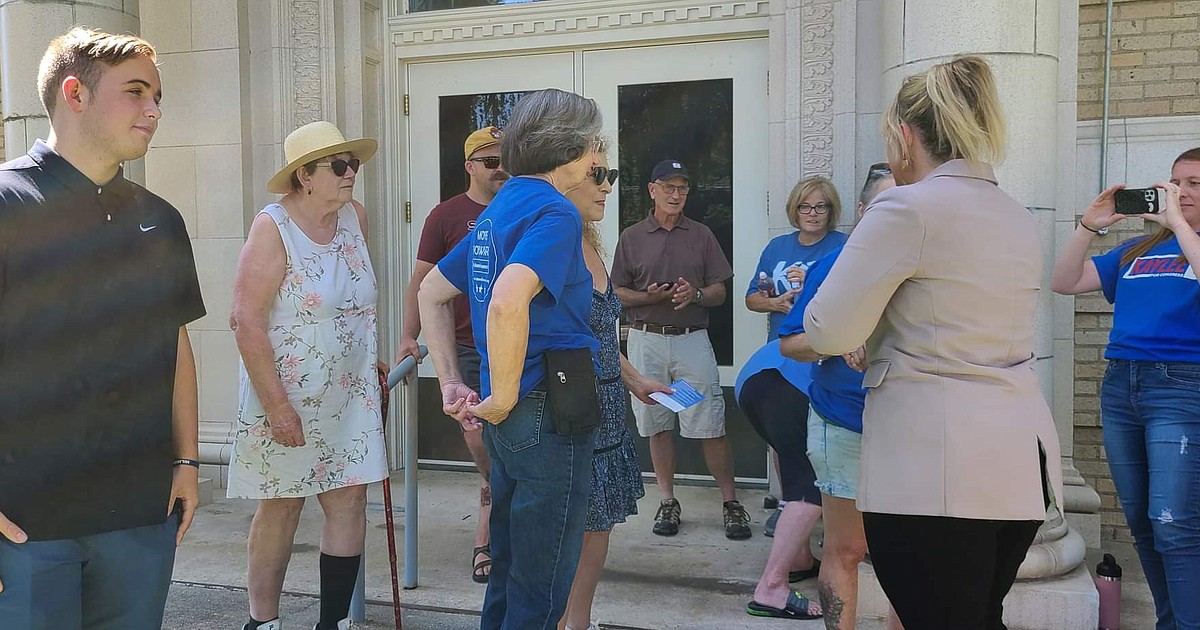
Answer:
[
  {"left": 228, "top": 121, "right": 385, "bottom": 630},
  {"left": 557, "top": 148, "right": 672, "bottom": 630}
]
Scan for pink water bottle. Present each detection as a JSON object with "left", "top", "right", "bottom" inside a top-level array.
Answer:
[{"left": 1095, "top": 552, "right": 1122, "bottom": 629}]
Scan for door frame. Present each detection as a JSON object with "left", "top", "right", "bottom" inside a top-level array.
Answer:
[{"left": 381, "top": 1, "right": 771, "bottom": 464}]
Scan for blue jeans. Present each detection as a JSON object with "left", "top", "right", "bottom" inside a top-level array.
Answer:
[
  {"left": 1102, "top": 360, "right": 1200, "bottom": 630},
  {"left": 0, "top": 514, "right": 179, "bottom": 629},
  {"left": 481, "top": 390, "right": 596, "bottom": 630}
]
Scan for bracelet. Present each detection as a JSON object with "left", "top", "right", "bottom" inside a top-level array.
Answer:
[
  {"left": 1079, "top": 221, "right": 1101, "bottom": 234},
  {"left": 173, "top": 458, "right": 201, "bottom": 469}
]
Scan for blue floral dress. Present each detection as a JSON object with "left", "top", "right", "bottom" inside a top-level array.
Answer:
[{"left": 585, "top": 283, "right": 646, "bottom": 531}]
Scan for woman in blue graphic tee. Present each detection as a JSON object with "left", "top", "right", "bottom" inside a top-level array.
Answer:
[
  {"left": 745, "top": 176, "right": 848, "bottom": 340},
  {"left": 418, "top": 89, "right": 604, "bottom": 630},
  {"left": 1052, "top": 147, "right": 1200, "bottom": 629}
]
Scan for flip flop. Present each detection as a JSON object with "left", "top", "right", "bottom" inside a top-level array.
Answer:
[
  {"left": 472, "top": 544, "right": 491, "bottom": 584},
  {"left": 746, "top": 591, "right": 822, "bottom": 621},
  {"left": 788, "top": 558, "right": 821, "bottom": 583}
]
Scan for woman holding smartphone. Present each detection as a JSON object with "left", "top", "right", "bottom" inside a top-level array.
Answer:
[{"left": 1052, "top": 147, "right": 1200, "bottom": 630}]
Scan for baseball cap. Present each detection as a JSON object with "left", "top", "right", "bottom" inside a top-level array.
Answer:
[
  {"left": 464, "top": 126, "right": 503, "bottom": 159},
  {"left": 650, "top": 159, "right": 689, "bottom": 182}
]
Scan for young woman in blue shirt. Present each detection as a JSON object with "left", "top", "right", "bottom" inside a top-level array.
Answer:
[{"left": 1052, "top": 147, "right": 1200, "bottom": 630}]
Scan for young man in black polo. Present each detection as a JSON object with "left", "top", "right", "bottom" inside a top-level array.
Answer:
[{"left": 0, "top": 28, "right": 205, "bottom": 629}]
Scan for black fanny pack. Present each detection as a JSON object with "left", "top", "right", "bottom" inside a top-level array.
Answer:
[{"left": 542, "top": 348, "right": 603, "bottom": 436}]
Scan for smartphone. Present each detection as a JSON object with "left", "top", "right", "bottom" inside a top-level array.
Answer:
[
  {"left": 1114, "top": 188, "right": 1165, "bottom": 215},
  {"left": 656, "top": 281, "right": 677, "bottom": 290}
]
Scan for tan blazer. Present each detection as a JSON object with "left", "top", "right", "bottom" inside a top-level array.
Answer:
[{"left": 803, "top": 160, "right": 1062, "bottom": 521}]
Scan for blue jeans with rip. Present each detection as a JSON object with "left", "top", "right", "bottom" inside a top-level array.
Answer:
[
  {"left": 480, "top": 389, "right": 596, "bottom": 630},
  {"left": 0, "top": 514, "right": 178, "bottom": 629},
  {"left": 1102, "top": 359, "right": 1200, "bottom": 630}
]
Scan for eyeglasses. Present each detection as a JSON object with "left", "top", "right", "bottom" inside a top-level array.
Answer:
[
  {"left": 797, "top": 203, "right": 831, "bottom": 214},
  {"left": 655, "top": 182, "right": 690, "bottom": 195},
  {"left": 589, "top": 167, "right": 619, "bottom": 186},
  {"left": 315, "top": 158, "right": 361, "bottom": 177},
  {"left": 468, "top": 156, "right": 502, "bottom": 169}
]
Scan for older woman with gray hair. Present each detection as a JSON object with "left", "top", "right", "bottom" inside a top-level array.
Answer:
[{"left": 419, "top": 88, "right": 604, "bottom": 630}]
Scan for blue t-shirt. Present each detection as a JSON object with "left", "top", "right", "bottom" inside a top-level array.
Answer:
[
  {"left": 779, "top": 245, "right": 866, "bottom": 433},
  {"left": 1093, "top": 234, "right": 1200, "bottom": 363},
  {"left": 734, "top": 339, "right": 812, "bottom": 401},
  {"left": 747, "top": 230, "right": 848, "bottom": 340},
  {"left": 438, "top": 177, "right": 600, "bottom": 399}
]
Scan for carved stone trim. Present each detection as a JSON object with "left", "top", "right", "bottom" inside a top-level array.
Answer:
[
  {"left": 391, "top": 1, "right": 770, "bottom": 46},
  {"left": 799, "top": 0, "right": 833, "bottom": 178},
  {"left": 284, "top": 0, "right": 336, "bottom": 130}
]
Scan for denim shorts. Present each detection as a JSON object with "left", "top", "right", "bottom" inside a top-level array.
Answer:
[{"left": 806, "top": 405, "right": 862, "bottom": 500}]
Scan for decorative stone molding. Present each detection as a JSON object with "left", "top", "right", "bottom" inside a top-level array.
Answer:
[
  {"left": 390, "top": 1, "right": 770, "bottom": 46},
  {"left": 1018, "top": 505, "right": 1088, "bottom": 579},
  {"left": 799, "top": 0, "right": 834, "bottom": 178},
  {"left": 283, "top": 0, "right": 336, "bottom": 129}
]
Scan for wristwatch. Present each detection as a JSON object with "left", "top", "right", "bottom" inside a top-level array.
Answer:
[{"left": 694, "top": 287, "right": 704, "bottom": 305}]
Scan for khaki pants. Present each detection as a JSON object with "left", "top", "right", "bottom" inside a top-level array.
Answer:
[{"left": 627, "top": 327, "right": 725, "bottom": 439}]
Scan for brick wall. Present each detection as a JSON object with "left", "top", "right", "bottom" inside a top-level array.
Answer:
[
  {"left": 1075, "top": 1, "right": 1199, "bottom": 542},
  {"left": 1071, "top": 219, "right": 1167, "bottom": 542},
  {"left": 1078, "top": 0, "right": 1200, "bottom": 120}
]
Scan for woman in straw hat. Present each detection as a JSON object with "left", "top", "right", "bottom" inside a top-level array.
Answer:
[{"left": 229, "top": 121, "right": 385, "bottom": 630}]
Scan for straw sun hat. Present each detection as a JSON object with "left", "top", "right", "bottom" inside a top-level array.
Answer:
[{"left": 267, "top": 121, "right": 378, "bottom": 194}]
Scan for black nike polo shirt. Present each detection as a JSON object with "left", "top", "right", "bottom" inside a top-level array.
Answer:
[{"left": 0, "top": 140, "right": 206, "bottom": 541}]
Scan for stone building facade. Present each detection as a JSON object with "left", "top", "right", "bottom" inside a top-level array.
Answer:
[{"left": 0, "top": 0, "right": 1198, "bottom": 622}]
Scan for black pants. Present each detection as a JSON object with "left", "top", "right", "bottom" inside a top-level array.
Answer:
[
  {"left": 862, "top": 512, "right": 1041, "bottom": 630},
  {"left": 736, "top": 369, "right": 821, "bottom": 504}
]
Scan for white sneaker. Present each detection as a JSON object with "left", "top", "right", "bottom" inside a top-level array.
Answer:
[
  {"left": 244, "top": 620, "right": 281, "bottom": 630},
  {"left": 312, "top": 620, "right": 352, "bottom": 630}
]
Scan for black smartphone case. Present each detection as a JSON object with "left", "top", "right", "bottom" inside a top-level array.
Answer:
[{"left": 1114, "top": 188, "right": 1163, "bottom": 215}]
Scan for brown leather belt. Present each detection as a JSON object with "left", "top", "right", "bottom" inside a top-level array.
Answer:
[{"left": 631, "top": 321, "right": 706, "bottom": 336}]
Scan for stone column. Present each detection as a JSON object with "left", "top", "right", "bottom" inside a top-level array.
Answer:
[
  {"left": 879, "top": 0, "right": 1091, "bottom": 581},
  {"left": 138, "top": 0, "right": 386, "bottom": 480},
  {"left": 1, "top": 0, "right": 140, "bottom": 166}
]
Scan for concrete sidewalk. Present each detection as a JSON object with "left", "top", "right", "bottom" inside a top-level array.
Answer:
[{"left": 166, "top": 469, "right": 1155, "bottom": 629}]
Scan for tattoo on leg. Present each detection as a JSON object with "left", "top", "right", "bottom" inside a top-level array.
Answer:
[
  {"left": 480, "top": 485, "right": 492, "bottom": 508},
  {"left": 818, "top": 580, "right": 845, "bottom": 629}
]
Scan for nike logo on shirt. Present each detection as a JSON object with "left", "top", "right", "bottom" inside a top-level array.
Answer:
[{"left": 139, "top": 224, "right": 158, "bottom": 232}]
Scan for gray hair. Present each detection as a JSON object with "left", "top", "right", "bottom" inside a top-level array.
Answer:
[{"left": 501, "top": 89, "right": 602, "bottom": 176}]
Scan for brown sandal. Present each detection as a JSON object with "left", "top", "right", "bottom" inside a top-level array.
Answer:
[{"left": 472, "top": 544, "right": 491, "bottom": 583}]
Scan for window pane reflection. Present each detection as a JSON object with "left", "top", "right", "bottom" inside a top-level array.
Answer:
[
  {"left": 437, "top": 92, "right": 525, "bottom": 201},
  {"left": 409, "top": 0, "right": 548, "bottom": 12},
  {"left": 617, "top": 79, "right": 734, "bottom": 366}
]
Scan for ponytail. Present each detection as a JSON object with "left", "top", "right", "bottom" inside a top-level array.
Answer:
[{"left": 884, "top": 55, "right": 1006, "bottom": 166}]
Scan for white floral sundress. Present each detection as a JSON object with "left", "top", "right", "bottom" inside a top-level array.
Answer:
[{"left": 227, "top": 203, "right": 388, "bottom": 499}]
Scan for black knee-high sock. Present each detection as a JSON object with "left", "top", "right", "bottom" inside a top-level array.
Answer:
[{"left": 318, "top": 552, "right": 361, "bottom": 629}]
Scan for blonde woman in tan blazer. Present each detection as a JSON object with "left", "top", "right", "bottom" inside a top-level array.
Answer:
[{"left": 802, "top": 56, "right": 1063, "bottom": 629}]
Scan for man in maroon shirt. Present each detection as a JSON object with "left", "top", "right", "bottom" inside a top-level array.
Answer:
[{"left": 397, "top": 126, "right": 507, "bottom": 583}]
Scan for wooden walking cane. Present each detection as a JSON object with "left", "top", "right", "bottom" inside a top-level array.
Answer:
[{"left": 377, "top": 366, "right": 404, "bottom": 630}]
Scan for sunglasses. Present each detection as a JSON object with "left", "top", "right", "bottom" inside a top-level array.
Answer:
[
  {"left": 315, "top": 158, "right": 361, "bottom": 177},
  {"left": 469, "top": 156, "right": 502, "bottom": 169},
  {"left": 868, "top": 162, "right": 892, "bottom": 174},
  {"left": 589, "top": 167, "right": 619, "bottom": 186}
]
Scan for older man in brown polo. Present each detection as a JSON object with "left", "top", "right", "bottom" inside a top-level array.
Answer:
[{"left": 610, "top": 159, "right": 751, "bottom": 540}]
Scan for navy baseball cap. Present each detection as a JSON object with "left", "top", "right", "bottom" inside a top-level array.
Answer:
[{"left": 650, "top": 159, "right": 689, "bottom": 182}]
